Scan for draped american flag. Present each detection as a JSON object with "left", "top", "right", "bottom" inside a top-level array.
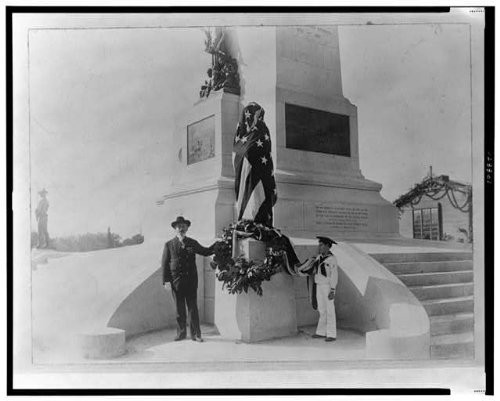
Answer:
[{"left": 233, "top": 103, "right": 277, "bottom": 227}]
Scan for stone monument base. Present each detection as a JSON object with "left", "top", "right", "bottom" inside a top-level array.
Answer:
[
  {"left": 214, "top": 239, "right": 298, "bottom": 342},
  {"left": 214, "top": 272, "right": 298, "bottom": 342}
]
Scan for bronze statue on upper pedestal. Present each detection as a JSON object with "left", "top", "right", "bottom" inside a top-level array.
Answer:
[{"left": 199, "top": 27, "right": 240, "bottom": 98}]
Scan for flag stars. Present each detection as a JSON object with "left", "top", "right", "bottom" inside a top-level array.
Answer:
[
  {"left": 244, "top": 110, "right": 251, "bottom": 119},
  {"left": 241, "top": 136, "right": 248, "bottom": 143},
  {"left": 256, "top": 139, "right": 263, "bottom": 147},
  {"left": 235, "top": 136, "right": 240, "bottom": 143},
  {"left": 261, "top": 156, "right": 268, "bottom": 165},
  {"left": 264, "top": 134, "right": 270, "bottom": 141}
]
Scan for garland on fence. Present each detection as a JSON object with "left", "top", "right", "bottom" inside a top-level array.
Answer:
[{"left": 210, "top": 220, "right": 289, "bottom": 296}]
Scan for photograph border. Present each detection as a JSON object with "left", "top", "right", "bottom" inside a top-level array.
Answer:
[{"left": 6, "top": 5, "right": 493, "bottom": 396}]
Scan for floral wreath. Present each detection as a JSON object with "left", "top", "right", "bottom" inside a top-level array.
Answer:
[{"left": 210, "top": 220, "right": 290, "bottom": 296}]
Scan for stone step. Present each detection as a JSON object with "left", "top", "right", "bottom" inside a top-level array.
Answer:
[
  {"left": 409, "top": 282, "right": 474, "bottom": 300},
  {"left": 383, "top": 260, "right": 473, "bottom": 275},
  {"left": 421, "top": 296, "right": 474, "bottom": 316},
  {"left": 429, "top": 313, "right": 474, "bottom": 336},
  {"left": 430, "top": 332, "right": 474, "bottom": 359},
  {"left": 397, "top": 271, "right": 473, "bottom": 287},
  {"left": 371, "top": 252, "right": 472, "bottom": 264}
]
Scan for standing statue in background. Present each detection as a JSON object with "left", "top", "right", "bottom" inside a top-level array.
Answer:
[
  {"left": 35, "top": 188, "right": 50, "bottom": 249},
  {"left": 204, "top": 27, "right": 227, "bottom": 61},
  {"left": 199, "top": 27, "right": 240, "bottom": 98}
]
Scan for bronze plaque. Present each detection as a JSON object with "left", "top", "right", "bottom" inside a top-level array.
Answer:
[
  {"left": 285, "top": 103, "right": 350, "bottom": 157},
  {"left": 187, "top": 115, "right": 215, "bottom": 165}
]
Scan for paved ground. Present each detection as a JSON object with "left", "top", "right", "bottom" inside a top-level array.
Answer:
[
  {"left": 26, "top": 325, "right": 482, "bottom": 393},
  {"left": 33, "top": 324, "right": 366, "bottom": 365},
  {"left": 121, "top": 325, "right": 366, "bottom": 364},
  {"left": 28, "top": 323, "right": 483, "bottom": 393}
]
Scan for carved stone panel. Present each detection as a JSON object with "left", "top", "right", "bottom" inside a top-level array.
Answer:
[{"left": 187, "top": 115, "right": 215, "bottom": 165}]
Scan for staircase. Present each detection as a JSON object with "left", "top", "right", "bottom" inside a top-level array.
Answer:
[{"left": 370, "top": 251, "right": 474, "bottom": 359}]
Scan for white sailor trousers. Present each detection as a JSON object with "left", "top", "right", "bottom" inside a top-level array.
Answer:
[{"left": 315, "top": 283, "right": 337, "bottom": 338}]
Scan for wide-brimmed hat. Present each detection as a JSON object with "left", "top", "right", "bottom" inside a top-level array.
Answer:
[
  {"left": 171, "top": 216, "right": 191, "bottom": 229},
  {"left": 38, "top": 188, "right": 48, "bottom": 195},
  {"left": 316, "top": 236, "right": 337, "bottom": 247}
]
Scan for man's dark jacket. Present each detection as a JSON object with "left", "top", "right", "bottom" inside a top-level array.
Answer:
[{"left": 161, "top": 236, "right": 214, "bottom": 289}]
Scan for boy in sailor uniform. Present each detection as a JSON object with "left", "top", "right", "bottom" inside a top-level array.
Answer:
[{"left": 298, "top": 236, "right": 338, "bottom": 342}]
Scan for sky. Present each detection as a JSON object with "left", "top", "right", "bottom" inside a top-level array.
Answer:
[
  {"left": 28, "top": 22, "right": 472, "bottom": 238},
  {"left": 339, "top": 24, "right": 471, "bottom": 196}
]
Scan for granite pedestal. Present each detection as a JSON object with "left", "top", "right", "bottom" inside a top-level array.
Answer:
[{"left": 214, "top": 239, "right": 298, "bottom": 342}]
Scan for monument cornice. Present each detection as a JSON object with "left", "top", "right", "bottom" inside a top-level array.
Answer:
[
  {"left": 157, "top": 177, "right": 234, "bottom": 204},
  {"left": 274, "top": 172, "right": 383, "bottom": 191}
]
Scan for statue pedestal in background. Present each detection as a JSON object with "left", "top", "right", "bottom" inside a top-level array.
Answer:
[{"left": 214, "top": 239, "right": 298, "bottom": 342}]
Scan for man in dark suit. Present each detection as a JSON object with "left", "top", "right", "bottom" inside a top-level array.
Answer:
[{"left": 162, "top": 216, "right": 216, "bottom": 342}]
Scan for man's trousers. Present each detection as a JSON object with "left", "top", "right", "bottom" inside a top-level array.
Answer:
[
  {"left": 315, "top": 283, "right": 337, "bottom": 338},
  {"left": 171, "top": 279, "right": 201, "bottom": 338}
]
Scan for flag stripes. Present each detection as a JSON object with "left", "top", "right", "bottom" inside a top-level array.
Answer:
[{"left": 233, "top": 103, "right": 277, "bottom": 227}]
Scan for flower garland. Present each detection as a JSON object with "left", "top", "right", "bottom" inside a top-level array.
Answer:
[{"left": 210, "top": 220, "right": 289, "bottom": 296}]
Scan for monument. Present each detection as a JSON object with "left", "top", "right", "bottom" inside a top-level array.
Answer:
[
  {"left": 154, "top": 26, "right": 430, "bottom": 356},
  {"left": 157, "top": 26, "right": 398, "bottom": 240}
]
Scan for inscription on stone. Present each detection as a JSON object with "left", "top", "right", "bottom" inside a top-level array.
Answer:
[
  {"left": 285, "top": 103, "right": 350, "bottom": 157},
  {"left": 315, "top": 204, "right": 369, "bottom": 230}
]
